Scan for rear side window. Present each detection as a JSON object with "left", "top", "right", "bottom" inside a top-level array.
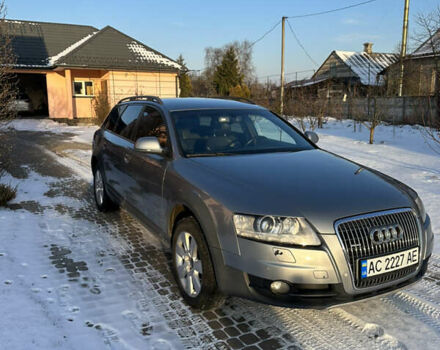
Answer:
[
  {"left": 113, "top": 105, "right": 144, "bottom": 140},
  {"left": 103, "top": 104, "right": 127, "bottom": 131}
]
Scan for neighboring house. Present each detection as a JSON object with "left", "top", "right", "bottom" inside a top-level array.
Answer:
[
  {"left": 3, "top": 19, "right": 181, "bottom": 119},
  {"left": 287, "top": 43, "right": 398, "bottom": 98},
  {"left": 382, "top": 29, "right": 440, "bottom": 96}
]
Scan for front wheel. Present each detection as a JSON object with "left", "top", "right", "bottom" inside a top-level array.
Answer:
[{"left": 172, "top": 217, "right": 224, "bottom": 309}]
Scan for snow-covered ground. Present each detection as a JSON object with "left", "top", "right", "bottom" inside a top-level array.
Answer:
[
  {"left": 0, "top": 118, "right": 98, "bottom": 145},
  {"left": 1, "top": 118, "right": 440, "bottom": 349}
]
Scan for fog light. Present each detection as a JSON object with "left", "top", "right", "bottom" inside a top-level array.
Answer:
[{"left": 270, "top": 281, "right": 290, "bottom": 294}]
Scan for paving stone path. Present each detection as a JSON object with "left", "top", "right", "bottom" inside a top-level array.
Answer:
[{"left": 2, "top": 129, "right": 440, "bottom": 349}]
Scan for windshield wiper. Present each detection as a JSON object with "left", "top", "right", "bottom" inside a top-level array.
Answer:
[{"left": 186, "top": 152, "right": 237, "bottom": 158}]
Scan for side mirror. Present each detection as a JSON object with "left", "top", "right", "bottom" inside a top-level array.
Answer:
[
  {"left": 134, "top": 136, "right": 164, "bottom": 154},
  {"left": 305, "top": 131, "right": 319, "bottom": 144}
]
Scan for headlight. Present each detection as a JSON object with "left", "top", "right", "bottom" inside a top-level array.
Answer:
[
  {"left": 233, "top": 214, "right": 321, "bottom": 246},
  {"left": 415, "top": 196, "right": 427, "bottom": 223}
]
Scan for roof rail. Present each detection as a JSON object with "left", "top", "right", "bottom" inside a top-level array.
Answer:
[
  {"left": 118, "top": 95, "right": 163, "bottom": 104},
  {"left": 214, "top": 96, "right": 256, "bottom": 105}
]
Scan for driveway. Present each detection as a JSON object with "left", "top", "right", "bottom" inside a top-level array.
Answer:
[{"left": 1, "top": 129, "right": 440, "bottom": 349}]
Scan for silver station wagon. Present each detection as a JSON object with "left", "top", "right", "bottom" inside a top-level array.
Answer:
[{"left": 92, "top": 96, "right": 433, "bottom": 309}]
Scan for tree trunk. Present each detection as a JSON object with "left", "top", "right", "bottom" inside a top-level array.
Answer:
[
  {"left": 318, "top": 116, "right": 323, "bottom": 128},
  {"left": 369, "top": 127, "right": 375, "bottom": 144}
]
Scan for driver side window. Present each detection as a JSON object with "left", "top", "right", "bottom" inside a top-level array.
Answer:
[{"left": 134, "top": 107, "right": 169, "bottom": 148}]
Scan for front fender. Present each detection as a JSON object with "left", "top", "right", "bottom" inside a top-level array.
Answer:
[{"left": 163, "top": 170, "right": 240, "bottom": 256}]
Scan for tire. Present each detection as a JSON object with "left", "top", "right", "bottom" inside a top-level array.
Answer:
[
  {"left": 172, "top": 217, "right": 225, "bottom": 310},
  {"left": 93, "top": 165, "right": 118, "bottom": 212}
]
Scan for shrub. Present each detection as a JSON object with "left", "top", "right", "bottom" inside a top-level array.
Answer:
[
  {"left": 0, "top": 183, "right": 16, "bottom": 206},
  {"left": 93, "top": 92, "right": 111, "bottom": 126},
  {"left": 229, "top": 84, "right": 251, "bottom": 98}
]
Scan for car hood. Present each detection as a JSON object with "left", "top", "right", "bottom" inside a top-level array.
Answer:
[{"left": 182, "top": 149, "right": 414, "bottom": 233}]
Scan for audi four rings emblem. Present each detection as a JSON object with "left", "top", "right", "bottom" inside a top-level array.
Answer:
[{"left": 369, "top": 224, "right": 404, "bottom": 245}]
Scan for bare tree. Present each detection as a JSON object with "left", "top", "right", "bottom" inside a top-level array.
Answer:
[
  {"left": 228, "top": 41, "right": 255, "bottom": 85},
  {"left": 412, "top": 6, "right": 440, "bottom": 152},
  {"left": 360, "top": 97, "right": 383, "bottom": 144},
  {"left": 285, "top": 81, "right": 344, "bottom": 132},
  {"left": 190, "top": 71, "right": 214, "bottom": 97}
]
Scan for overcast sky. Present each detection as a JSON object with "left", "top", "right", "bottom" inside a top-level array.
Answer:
[{"left": 7, "top": 0, "right": 440, "bottom": 82}]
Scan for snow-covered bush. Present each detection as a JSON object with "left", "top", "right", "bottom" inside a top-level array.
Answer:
[{"left": 0, "top": 182, "right": 15, "bottom": 206}]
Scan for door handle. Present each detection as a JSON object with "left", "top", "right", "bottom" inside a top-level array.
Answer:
[{"left": 123, "top": 154, "right": 131, "bottom": 164}]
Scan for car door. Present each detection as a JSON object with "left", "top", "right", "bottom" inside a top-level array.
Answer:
[
  {"left": 102, "top": 104, "right": 143, "bottom": 201},
  {"left": 101, "top": 104, "right": 126, "bottom": 197},
  {"left": 124, "top": 106, "right": 170, "bottom": 235}
]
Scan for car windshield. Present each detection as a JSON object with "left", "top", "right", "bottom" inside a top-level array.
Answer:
[{"left": 171, "top": 109, "right": 314, "bottom": 157}]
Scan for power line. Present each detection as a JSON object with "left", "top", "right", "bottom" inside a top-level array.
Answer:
[
  {"left": 249, "top": 20, "right": 281, "bottom": 48},
  {"left": 288, "top": 0, "right": 378, "bottom": 18},
  {"left": 258, "top": 69, "right": 316, "bottom": 79},
  {"left": 286, "top": 19, "right": 319, "bottom": 67},
  {"left": 190, "top": 0, "right": 379, "bottom": 76}
]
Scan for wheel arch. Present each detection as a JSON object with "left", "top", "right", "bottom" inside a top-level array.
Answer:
[
  {"left": 168, "top": 202, "right": 222, "bottom": 251},
  {"left": 169, "top": 204, "right": 201, "bottom": 239},
  {"left": 91, "top": 155, "right": 98, "bottom": 174}
]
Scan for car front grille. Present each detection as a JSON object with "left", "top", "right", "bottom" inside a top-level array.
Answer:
[{"left": 335, "top": 209, "right": 420, "bottom": 289}]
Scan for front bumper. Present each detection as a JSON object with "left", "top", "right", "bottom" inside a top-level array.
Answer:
[{"left": 214, "top": 215, "right": 433, "bottom": 308}]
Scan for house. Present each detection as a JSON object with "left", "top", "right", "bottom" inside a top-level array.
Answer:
[
  {"left": 382, "top": 29, "right": 440, "bottom": 96},
  {"left": 3, "top": 19, "right": 181, "bottom": 119},
  {"left": 287, "top": 43, "right": 398, "bottom": 98}
]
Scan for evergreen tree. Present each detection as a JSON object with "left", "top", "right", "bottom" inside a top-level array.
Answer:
[
  {"left": 213, "top": 47, "right": 243, "bottom": 96},
  {"left": 176, "top": 54, "right": 193, "bottom": 97}
]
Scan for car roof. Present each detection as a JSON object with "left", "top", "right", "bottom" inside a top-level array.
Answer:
[{"left": 122, "top": 97, "right": 267, "bottom": 112}]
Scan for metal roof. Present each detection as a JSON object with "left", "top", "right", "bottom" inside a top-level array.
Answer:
[
  {"left": 3, "top": 19, "right": 97, "bottom": 68},
  {"left": 412, "top": 29, "right": 440, "bottom": 57},
  {"left": 286, "top": 77, "right": 329, "bottom": 88},
  {"left": 3, "top": 19, "right": 181, "bottom": 71},
  {"left": 334, "top": 51, "right": 398, "bottom": 85}
]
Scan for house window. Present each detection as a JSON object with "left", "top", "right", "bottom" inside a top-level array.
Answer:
[{"left": 74, "top": 81, "right": 94, "bottom": 96}]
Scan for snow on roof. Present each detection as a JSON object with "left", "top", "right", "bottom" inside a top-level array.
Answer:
[
  {"left": 287, "top": 77, "right": 328, "bottom": 88},
  {"left": 127, "top": 41, "right": 181, "bottom": 69},
  {"left": 335, "top": 51, "right": 398, "bottom": 85},
  {"left": 4, "top": 19, "right": 38, "bottom": 25},
  {"left": 412, "top": 29, "right": 440, "bottom": 56},
  {"left": 47, "top": 32, "right": 98, "bottom": 66}
]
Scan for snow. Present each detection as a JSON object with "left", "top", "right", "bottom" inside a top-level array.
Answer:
[
  {"left": 334, "top": 51, "right": 398, "bottom": 85},
  {"left": 0, "top": 119, "right": 98, "bottom": 145},
  {"left": 4, "top": 19, "right": 38, "bottom": 25},
  {"left": 48, "top": 32, "right": 98, "bottom": 66},
  {"left": 2, "top": 117, "right": 440, "bottom": 349},
  {"left": 0, "top": 169, "right": 181, "bottom": 349},
  {"left": 287, "top": 77, "right": 328, "bottom": 88},
  {"left": 127, "top": 41, "right": 181, "bottom": 69}
]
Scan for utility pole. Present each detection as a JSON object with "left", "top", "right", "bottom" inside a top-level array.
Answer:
[
  {"left": 398, "top": 0, "right": 410, "bottom": 97},
  {"left": 280, "top": 16, "right": 287, "bottom": 116}
]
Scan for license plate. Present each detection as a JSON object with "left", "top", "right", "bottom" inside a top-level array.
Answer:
[{"left": 360, "top": 247, "right": 419, "bottom": 279}]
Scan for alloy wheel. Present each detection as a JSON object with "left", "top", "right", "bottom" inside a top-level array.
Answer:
[
  {"left": 175, "top": 231, "right": 203, "bottom": 297},
  {"left": 94, "top": 170, "right": 104, "bottom": 206}
]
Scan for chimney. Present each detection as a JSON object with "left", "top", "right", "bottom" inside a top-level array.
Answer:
[{"left": 363, "top": 42, "right": 373, "bottom": 54}]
